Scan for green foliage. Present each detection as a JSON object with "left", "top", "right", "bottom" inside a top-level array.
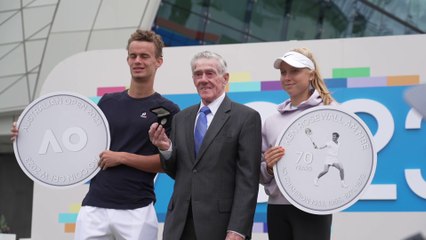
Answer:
[{"left": 0, "top": 214, "right": 11, "bottom": 233}]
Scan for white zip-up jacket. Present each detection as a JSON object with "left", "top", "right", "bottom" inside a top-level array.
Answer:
[{"left": 260, "top": 90, "right": 334, "bottom": 205}]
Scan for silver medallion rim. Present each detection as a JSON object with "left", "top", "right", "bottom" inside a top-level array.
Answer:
[
  {"left": 273, "top": 105, "right": 377, "bottom": 215},
  {"left": 12, "top": 91, "right": 110, "bottom": 189}
]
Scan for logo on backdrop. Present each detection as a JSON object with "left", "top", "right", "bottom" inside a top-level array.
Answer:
[
  {"left": 274, "top": 106, "right": 377, "bottom": 215},
  {"left": 13, "top": 92, "right": 110, "bottom": 188}
]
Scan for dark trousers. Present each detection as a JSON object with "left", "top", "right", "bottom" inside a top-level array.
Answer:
[
  {"left": 181, "top": 203, "right": 197, "bottom": 240},
  {"left": 267, "top": 204, "right": 332, "bottom": 240}
]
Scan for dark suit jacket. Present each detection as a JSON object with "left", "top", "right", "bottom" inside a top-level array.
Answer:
[{"left": 161, "top": 96, "right": 261, "bottom": 240}]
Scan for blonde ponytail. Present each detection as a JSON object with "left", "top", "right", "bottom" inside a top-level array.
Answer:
[{"left": 292, "top": 48, "right": 334, "bottom": 105}]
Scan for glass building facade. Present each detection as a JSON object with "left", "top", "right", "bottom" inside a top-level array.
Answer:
[
  {"left": 0, "top": 1, "right": 425, "bottom": 238},
  {"left": 153, "top": 0, "right": 426, "bottom": 46}
]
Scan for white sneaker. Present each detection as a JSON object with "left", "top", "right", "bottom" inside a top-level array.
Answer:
[{"left": 341, "top": 181, "right": 348, "bottom": 188}]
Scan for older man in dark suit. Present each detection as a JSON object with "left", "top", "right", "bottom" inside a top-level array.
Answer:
[{"left": 149, "top": 51, "right": 261, "bottom": 240}]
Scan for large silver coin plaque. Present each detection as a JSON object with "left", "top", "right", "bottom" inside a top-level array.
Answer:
[
  {"left": 13, "top": 92, "right": 110, "bottom": 188},
  {"left": 274, "top": 106, "right": 376, "bottom": 215}
]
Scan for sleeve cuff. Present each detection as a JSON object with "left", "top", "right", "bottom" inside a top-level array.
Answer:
[{"left": 159, "top": 142, "right": 173, "bottom": 160}]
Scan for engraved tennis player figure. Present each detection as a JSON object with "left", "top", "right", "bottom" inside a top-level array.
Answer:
[{"left": 308, "top": 130, "right": 348, "bottom": 188}]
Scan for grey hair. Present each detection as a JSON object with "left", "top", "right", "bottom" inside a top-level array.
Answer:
[{"left": 190, "top": 51, "right": 228, "bottom": 74}]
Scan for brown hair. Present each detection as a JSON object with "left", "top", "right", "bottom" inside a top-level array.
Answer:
[{"left": 127, "top": 29, "right": 164, "bottom": 58}]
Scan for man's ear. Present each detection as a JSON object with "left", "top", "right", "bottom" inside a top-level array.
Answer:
[
  {"left": 156, "top": 56, "right": 163, "bottom": 68},
  {"left": 223, "top": 72, "right": 230, "bottom": 85}
]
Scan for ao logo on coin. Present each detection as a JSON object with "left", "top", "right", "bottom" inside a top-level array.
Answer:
[
  {"left": 13, "top": 92, "right": 110, "bottom": 188},
  {"left": 274, "top": 106, "right": 376, "bottom": 215}
]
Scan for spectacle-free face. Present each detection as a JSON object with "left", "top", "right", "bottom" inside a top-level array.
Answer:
[
  {"left": 127, "top": 41, "right": 162, "bottom": 83},
  {"left": 279, "top": 61, "right": 313, "bottom": 106},
  {"left": 332, "top": 133, "right": 339, "bottom": 141},
  {"left": 192, "top": 58, "right": 229, "bottom": 105}
]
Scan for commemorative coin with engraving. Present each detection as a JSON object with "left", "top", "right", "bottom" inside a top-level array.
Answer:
[
  {"left": 13, "top": 92, "right": 110, "bottom": 188},
  {"left": 274, "top": 105, "right": 376, "bottom": 215}
]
